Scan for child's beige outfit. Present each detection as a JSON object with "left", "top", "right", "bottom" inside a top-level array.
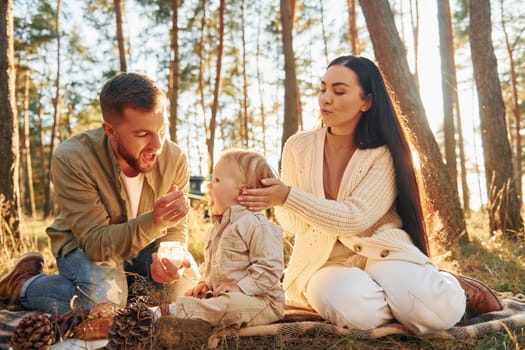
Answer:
[{"left": 174, "top": 205, "right": 284, "bottom": 328}]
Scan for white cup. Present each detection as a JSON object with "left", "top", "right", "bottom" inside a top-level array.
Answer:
[{"left": 157, "top": 241, "right": 186, "bottom": 272}]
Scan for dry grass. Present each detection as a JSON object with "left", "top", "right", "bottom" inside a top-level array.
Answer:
[
  {"left": 2, "top": 208, "right": 525, "bottom": 349},
  {"left": 0, "top": 217, "right": 55, "bottom": 275}
]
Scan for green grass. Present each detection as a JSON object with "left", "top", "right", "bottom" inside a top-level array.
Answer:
[{"left": 2, "top": 209, "right": 525, "bottom": 349}]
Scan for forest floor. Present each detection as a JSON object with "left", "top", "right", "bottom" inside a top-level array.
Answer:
[{"left": 1, "top": 210, "right": 525, "bottom": 349}]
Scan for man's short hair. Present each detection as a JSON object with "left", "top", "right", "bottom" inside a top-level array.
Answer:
[{"left": 99, "top": 72, "right": 166, "bottom": 122}]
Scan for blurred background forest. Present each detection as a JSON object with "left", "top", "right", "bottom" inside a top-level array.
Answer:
[{"left": 1, "top": 0, "right": 525, "bottom": 253}]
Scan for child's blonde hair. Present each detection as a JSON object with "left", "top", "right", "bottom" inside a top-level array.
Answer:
[{"left": 219, "top": 149, "right": 276, "bottom": 189}]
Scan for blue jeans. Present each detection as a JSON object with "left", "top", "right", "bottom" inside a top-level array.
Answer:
[{"left": 20, "top": 248, "right": 127, "bottom": 314}]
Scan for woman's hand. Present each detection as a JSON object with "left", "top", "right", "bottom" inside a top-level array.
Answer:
[
  {"left": 150, "top": 252, "right": 191, "bottom": 284},
  {"left": 237, "top": 178, "right": 290, "bottom": 211}
]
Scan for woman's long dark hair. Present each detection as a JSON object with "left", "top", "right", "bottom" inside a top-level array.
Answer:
[{"left": 327, "top": 55, "right": 429, "bottom": 256}]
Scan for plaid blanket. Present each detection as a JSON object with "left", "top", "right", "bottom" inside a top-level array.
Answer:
[
  {"left": 209, "top": 294, "right": 525, "bottom": 347},
  {"left": 2, "top": 293, "right": 525, "bottom": 350}
]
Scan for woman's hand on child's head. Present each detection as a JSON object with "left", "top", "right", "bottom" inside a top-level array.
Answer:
[
  {"left": 150, "top": 253, "right": 190, "bottom": 284},
  {"left": 237, "top": 178, "right": 290, "bottom": 211}
]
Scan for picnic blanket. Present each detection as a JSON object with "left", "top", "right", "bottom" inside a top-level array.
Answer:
[
  {"left": 208, "top": 293, "right": 525, "bottom": 347},
  {"left": 2, "top": 292, "right": 525, "bottom": 349}
]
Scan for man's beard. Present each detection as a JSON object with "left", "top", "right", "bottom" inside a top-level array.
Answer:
[{"left": 117, "top": 142, "right": 155, "bottom": 174}]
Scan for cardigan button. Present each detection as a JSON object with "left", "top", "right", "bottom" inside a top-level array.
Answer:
[
  {"left": 353, "top": 244, "right": 362, "bottom": 252},
  {"left": 380, "top": 249, "right": 390, "bottom": 258}
]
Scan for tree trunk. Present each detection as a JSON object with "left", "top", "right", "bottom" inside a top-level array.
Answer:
[
  {"left": 18, "top": 68, "right": 27, "bottom": 215},
  {"left": 347, "top": 0, "right": 359, "bottom": 55},
  {"left": 280, "top": 0, "right": 299, "bottom": 160},
  {"left": 256, "top": 1, "right": 267, "bottom": 157},
  {"left": 359, "top": 0, "right": 466, "bottom": 248},
  {"left": 471, "top": 111, "right": 485, "bottom": 211},
  {"left": 437, "top": 0, "right": 458, "bottom": 195},
  {"left": 319, "top": 0, "right": 329, "bottom": 65},
  {"left": 439, "top": 1, "right": 470, "bottom": 212},
  {"left": 114, "top": 0, "right": 127, "bottom": 72},
  {"left": 63, "top": 101, "right": 72, "bottom": 141},
  {"left": 37, "top": 94, "right": 46, "bottom": 215},
  {"left": 44, "top": 0, "right": 62, "bottom": 217},
  {"left": 168, "top": 0, "right": 179, "bottom": 143},
  {"left": 198, "top": 0, "right": 208, "bottom": 153},
  {"left": 409, "top": 0, "right": 420, "bottom": 89},
  {"left": 437, "top": 0, "right": 470, "bottom": 213},
  {"left": 20, "top": 68, "right": 36, "bottom": 217},
  {"left": 241, "top": 0, "right": 249, "bottom": 147},
  {"left": 499, "top": 0, "right": 522, "bottom": 201},
  {"left": 469, "top": 0, "right": 523, "bottom": 236},
  {"left": 0, "top": 0, "right": 21, "bottom": 242},
  {"left": 206, "top": 0, "right": 225, "bottom": 175},
  {"left": 455, "top": 94, "right": 470, "bottom": 213}
]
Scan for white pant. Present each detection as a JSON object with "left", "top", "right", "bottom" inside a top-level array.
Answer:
[{"left": 305, "top": 260, "right": 466, "bottom": 335}]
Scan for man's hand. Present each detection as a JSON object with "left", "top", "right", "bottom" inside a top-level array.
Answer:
[
  {"left": 153, "top": 185, "right": 190, "bottom": 227},
  {"left": 150, "top": 252, "right": 191, "bottom": 284}
]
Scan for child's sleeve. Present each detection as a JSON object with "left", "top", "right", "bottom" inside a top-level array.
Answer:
[{"left": 236, "top": 222, "right": 283, "bottom": 296}]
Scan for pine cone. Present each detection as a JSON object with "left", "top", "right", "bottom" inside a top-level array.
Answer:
[
  {"left": 105, "top": 301, "right": 154, "bottom": 350},
  {"left": 10, "top": 314, "right": 55, "bottom": 350}
]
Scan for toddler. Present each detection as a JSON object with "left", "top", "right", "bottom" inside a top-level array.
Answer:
[{"left": 145, "top": 149, "right": 284, "bottom": 336}]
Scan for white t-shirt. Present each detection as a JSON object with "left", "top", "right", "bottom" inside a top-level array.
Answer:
[{"left": 121, "top": 173, "right": 144, "bottom": 219}]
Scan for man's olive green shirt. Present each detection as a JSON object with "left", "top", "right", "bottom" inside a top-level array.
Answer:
[{"left": 46, "top": 128, "right": 189, "bottom": 262}]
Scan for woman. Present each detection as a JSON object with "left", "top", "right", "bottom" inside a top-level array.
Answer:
[{"left": 237, "top": 55, "right": 501, "bottom": 334}]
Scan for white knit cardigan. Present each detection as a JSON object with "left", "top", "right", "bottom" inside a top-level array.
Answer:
[{"left": 276, "top": 127, "right": 431, "bottom": 307}]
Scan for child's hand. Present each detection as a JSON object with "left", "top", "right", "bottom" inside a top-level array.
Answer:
[
  {"left": 185, "top": 281, "right": 210, "bottom": 299},
  {"left": 213, "top": 281, "right": 241, "bottom": 297}
]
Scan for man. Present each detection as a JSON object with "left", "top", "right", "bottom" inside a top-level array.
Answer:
[{"left": 0, "top": 72, "right": 196, "bottom": 314}]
